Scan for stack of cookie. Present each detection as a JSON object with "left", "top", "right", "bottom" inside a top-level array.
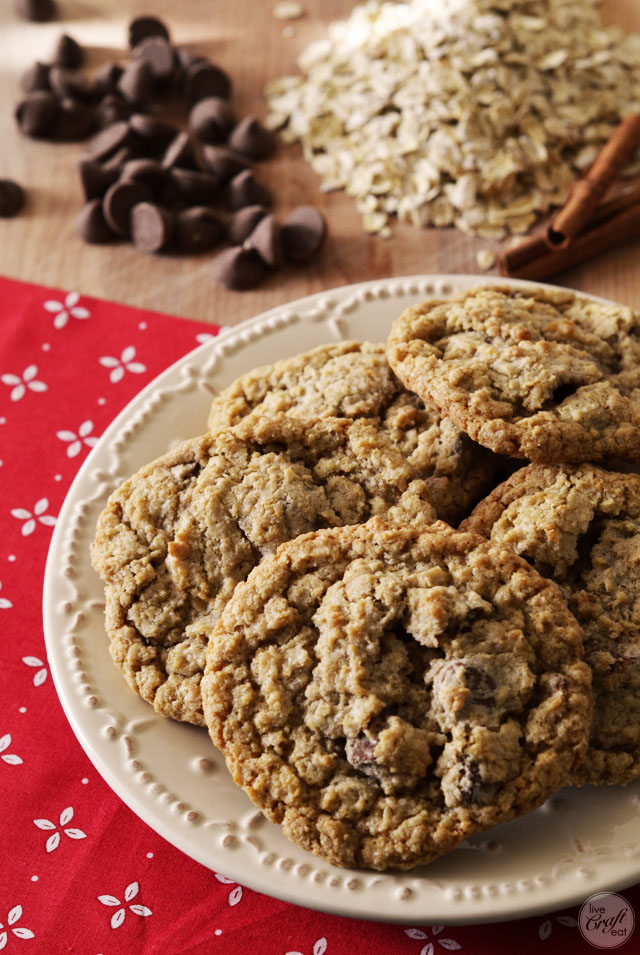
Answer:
[{"left": 91, "top": 284, "right": 640, "bottom": 871}]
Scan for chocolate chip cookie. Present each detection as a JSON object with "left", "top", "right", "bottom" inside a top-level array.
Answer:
[
  {"left": 90, "top": 413, "right": 436, "bottom": 725},
  {"left": 202, "top": 517, "right": 591, "bottom": 870},
  {"left": 207, "top": 340, "right": 498, "bottom": 525},
  {"left": 462, "top": 463, "right": 640, "bottom": 786},
  {"left": 386, "top": 285, "right": 640, "bottom": 464}
]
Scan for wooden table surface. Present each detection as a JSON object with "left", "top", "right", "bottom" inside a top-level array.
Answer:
[{"left": 1, "top": 0, "right": 640, "bottom": 326}]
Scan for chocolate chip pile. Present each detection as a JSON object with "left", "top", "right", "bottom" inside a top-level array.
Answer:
[{"left": 13, "top": 15, "right": 327, "bottom": 290}]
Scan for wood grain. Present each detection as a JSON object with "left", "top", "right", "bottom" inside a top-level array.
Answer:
[{"left": 1, "top": 0, "right": 640, "bottom": 325}]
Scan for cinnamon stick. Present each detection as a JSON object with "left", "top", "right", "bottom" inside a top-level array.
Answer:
[
  {"left": 499, "top": 200, "right": 640, "bottom": 281},
  {"left": 546, "top": 113, "right": 640, "bottom": 248},
  {"left": 499, "top": 179, "right": 640, "bottom": 275}
]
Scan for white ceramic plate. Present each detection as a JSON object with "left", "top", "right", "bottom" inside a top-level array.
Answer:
[{"left": 43, "top": 275, "right": 640, "bottom": 925}]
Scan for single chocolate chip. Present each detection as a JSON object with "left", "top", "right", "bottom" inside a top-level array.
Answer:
[
  {"left": 155, "top": 180, "right": 181, "bottom": 209},
  {"left": 85, "top": 120, "right": 132, "bottom": 161},
  {"left": 161, "top": 131, "right": 198, "bottom": 170},
  {"left": 174, "top": 47, "right": 204, "bottom": 73},
  {"left": 228, "top": 117, "right": 277, "bottom": 160},
  {"left": 49, "top": 66, "right": 93, "bottom": 102},
  {"left": 211, "top": 246, "right": 267, "bottom": 290},
  {"left": 228, "top": 204, "right": 268, "bottom": 244},
  {"left": 15, "top": 90, "right": 59, "bottom": 138},
  {"left": 103, "top": 180, "right": 152, "bottom": 236},
  {"left": 245, "top": 213, "right": 282, "bottom": 267},
  {"left": 75, "top": 199, "right": 117, "bottom": 243},
  {"left": 77, "top": 158, "right": 118, "bottom": 200},
  {"left": 92, "top": 63, "right": 124, "bottom": 99},
  {"left": 120, "top": 158, "right": 168, "bottom": 193},
  {"left": 130, "top": 201, "right": 174, "bottom": 253},
  {"left": 462, "top": 665, "right": 496, "bottom": 701},
  {"left": 21, "top": 62, "right": 51, "bottom": 94},
  {"left": 183, "top": 60, "right": 232, "bottom": 103},
  {"left": 53, "top": 98, "right": 96, "bottom": 141},
  {"left": 15, "top": 0, "right": 56, "bottom": 21},
  {"left": 200, "top": 144, "right": 250, "bottom": 182},
  {"left": 281, "top": 205, "right": 326, "bottom": 262},
  {"left": 225, "top": 169, "right": 272, "bottom": 211},
  {"left": 128, "top": 15, "right": 170, "bottom": 49},
  {"left": 0, "top": 180, "right": 25, "bottom": 217},
  {"left": 175, "top": 206, "right": 225, "bottom": 252},
  {"left": 188, "top": 96, "right": 234, "bottom": 144},
  {"left": 96, "top": 93, "right": 133, "bottom": 127},
  {"left": 128, "top": 113, "right": 176, "bottom": 152},
  {"left": 432, "top": 661, "right": 495, "bottom": 719},
  {"left": 101, "top": 146, "right": 137, "bottom": 172},
  {"left": 117, "top": 60, "right": 154, "bottom": 107},
  {"left": 131, "top": 36, "right": 176, "bottom": 90},
  {"left": 169, "top": 167, "right": 221, "bottom": 205},
  {"left": 52, "top": 34, "right": 84, "bottom": 70},
  {"left": 345, "top": 735, "right": 381, "bottom": 778},
  {"left": 456, "top": 757, "right": 498, "bottom": 807}
]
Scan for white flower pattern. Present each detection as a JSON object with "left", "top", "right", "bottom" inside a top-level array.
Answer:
[
  {"left": 98, "top": 346, "right": 146, "bottom": 384},
  {"left": 43, "top": 292, "right": 91, "bottom": 329},
  {"left": 22, "top": 656, "right": 47, "bottom": 686},
  {"left": 0, "top": 581, "right": 12, "bottom": 610},
  {"left": 0, "top": 282, "right": 272, "bottom": 953},
  {"left": 0, "top": 735, "right": 22, "bottom": 766},
  {"left": 0, "top": 906, "right": 34, "bottom": 949},
  {"left": 34, "top": 806, "right": 86, "bottom": 852},
  {"left": 538, "top": 914, "right": 579, "bottom": 940},
  {"left": 1, "top": 366, "right": 47, "bottom": 402},
  {"left": 10, "top": 499, "right": 56, "bottom": 536},
  {"left": 404, "top": 926, "right": 462, "bottom": 953},
  {"left": 56, "top": 420, "right": 99, "bottom": 458},
  {"left": 213, "top": 873, "right": 243, "bottom": 907},
  {"left": 98, "top": 882, "right": 152, "bottom": 929},
  {"left": 286, "top": 939, "right": 327, "bottom": 955}
]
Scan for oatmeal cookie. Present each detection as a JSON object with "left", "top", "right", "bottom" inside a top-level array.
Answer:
[
  {"left": 207, "top": 341, "right": 498, "bottom": 525},
  {"left": 90, "top": 413, "right": 436, "bottom": 725},
  {"left": 386, "top": 285, "right": 640, "bottom": 463},
  {"left": 202, "top": 517, "right": 591, "bottom": 870},
  {"left": 462, "top": 463, "right": 640, "bottom": 786}
]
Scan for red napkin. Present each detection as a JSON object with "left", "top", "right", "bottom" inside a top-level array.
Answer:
[{"left": 0, "top": 275, "right": 636, "bottom": 954}]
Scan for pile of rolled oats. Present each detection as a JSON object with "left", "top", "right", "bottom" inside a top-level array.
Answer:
[{"left": 265, "top": 0, "right": 640, "bottom": 238}]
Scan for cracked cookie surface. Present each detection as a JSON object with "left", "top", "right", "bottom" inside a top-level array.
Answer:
[
  {"left": 202, "top": 517, "right": 591, "bottom": 870},
  {"left": 462, "top": 463, "right": 640, "bottom": 786},
  {"left": 90, "top": 413, "right": 436, "bottom": 726},
  {"left": 386, "top": 285, "right": 640, "bottom": 464},
  {"left": 207, "top": 340, "right": 498, "bottom": 525}
]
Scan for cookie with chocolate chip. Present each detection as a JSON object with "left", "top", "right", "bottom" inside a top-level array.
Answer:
[
  {"left": 387, "top": 285, "right": 640, "bottom": 464},
  {"left": 202, "top": 517, "right": 591, "bottom": 870},
  {"left": 91, "top": 414, "right": 437, "bottom": 726},
  {"left": 207, "top": 341, "right": 499, "bottom": 525},
  {"left": 461, "top": 463, "right": 640, "bottom": 787}
]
